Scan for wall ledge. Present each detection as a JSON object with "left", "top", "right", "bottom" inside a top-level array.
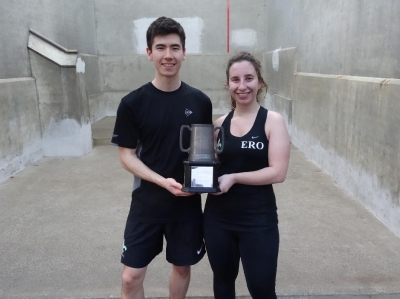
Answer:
[
  {"left": 28, "top": 29, "right": 77, "bottom": 67},
  {"left": 296, "top": 72, "right": 400, "bottom": 85},
  {"left": 0, "top": 77, "right": 35, "bottom": 83}
]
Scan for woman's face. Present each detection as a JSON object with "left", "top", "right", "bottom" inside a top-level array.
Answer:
[{"left": 228, "top": 60, "right": 261, "bottom": 107}]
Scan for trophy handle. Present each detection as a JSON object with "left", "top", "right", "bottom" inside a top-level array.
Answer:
[
  {"left": 179, "top": 125, "right": 191, "bottom": 152},
  {"left": 214, "top": 126, "right": 224, "bottom": 154}
]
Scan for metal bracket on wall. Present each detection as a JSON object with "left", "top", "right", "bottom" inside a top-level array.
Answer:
[{"left": 27, "top": 28, "right": 77, "bottom": 67}]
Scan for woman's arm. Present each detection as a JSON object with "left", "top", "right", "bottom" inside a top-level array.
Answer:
[{"left": 217, "top": 111, "right": 290, "bottom": 193}]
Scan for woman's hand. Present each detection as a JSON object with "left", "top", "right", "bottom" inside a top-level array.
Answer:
[{"left": 214, "top": 173, "right": 236, "bottom": 195}]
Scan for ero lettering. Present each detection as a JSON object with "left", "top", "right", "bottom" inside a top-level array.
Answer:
[{"left": 241, "top": 141, "right": 264, "bottom": 150}]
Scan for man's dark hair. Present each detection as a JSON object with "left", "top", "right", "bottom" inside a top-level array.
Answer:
[{"left": 146, "top": 17, "right": 186, "bottom": 51}]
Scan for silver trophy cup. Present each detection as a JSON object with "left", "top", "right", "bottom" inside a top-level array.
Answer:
[{"left": 180, "top": 124, "right": 224, "bottom": 193}]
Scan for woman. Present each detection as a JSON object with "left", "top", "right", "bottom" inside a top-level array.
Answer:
[{"left": 204, "top": 52, "right": 290, "bottom": 299}]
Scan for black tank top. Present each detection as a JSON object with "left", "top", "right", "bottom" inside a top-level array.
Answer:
[{"left": 204, "top": 106, "right": 278, "bottom": 230}]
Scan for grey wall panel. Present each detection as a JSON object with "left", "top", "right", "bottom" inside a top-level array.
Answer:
[
  {"left": 98, "top": 53, "right": 233, "bottom": 115},
  {"left": 0, "top": 1, "right": 34, "bottom": 79},
  {"left": 94, "top": 0, "right": 226, "bottom": 55},
  {"left": 99, "top": 55, "right": 154, "bottom": 92},
  {"left": 29, "top": 51, "right": 92, "bottom": 157},
  {"left": 264, "top": 93, "right": 292, "bottom": 138},
  {"left": 229, "top": 1, "right": 267, "bottom": 52},
  {"left": 263, "top": 43, "right": 400, "bottom": 234},
  {"left": 94, "top": 0, "right": 266, "bottom": 55},
  {"left": 181, "top": 54, "right": 229, "bottom": 91},
  {"left": 0, "top": 0, "right": 97, "bottom": 79},
  {"left": 0, "top": 78, "right": 43, "bottom": 183},
  {"left": 265, "top": 0, "right": 400, "bottom": 79},
  {"left": 57, "top": 0, "right": 97, "bottom": 54},
  {"left": 79, "top": 54, "right": 102, "bottom": 96},
  {"left": 264, "top": 0, "right": 302, "bottom": 52},
  {"left": 292, "top": 73, "right": 400, "bottom": 235},
  {"left": 264, "top": 47, "right": 297, "bottom": 100}
]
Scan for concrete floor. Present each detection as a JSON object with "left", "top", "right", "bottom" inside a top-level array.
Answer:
[{"left": 1, "top": 117, "right": 400, "bottom": 299}]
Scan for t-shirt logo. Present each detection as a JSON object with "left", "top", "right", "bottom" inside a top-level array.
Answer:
[{"left": 185, "top": 108, "right": 193, "bottom": 117}]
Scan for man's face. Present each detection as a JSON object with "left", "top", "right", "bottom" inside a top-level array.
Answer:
[{"left": 146, "top": 34, "right": 186, "bottom": 79}]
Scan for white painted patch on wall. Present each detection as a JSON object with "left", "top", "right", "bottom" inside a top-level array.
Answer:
[
  {"left": 178, "top": 17, "right": 204, "bottom": 54},
  {"left": 133, "top": 18, "right": 153, "bottom": 54},
  {"left": 43, "top": 118, "right": 92, "bottom": 157},
  {"left": 272, "top": 48, "right": 281, "bottom": 71},
  {"left": 133, "top": 17, "right": 204, "bottom": 54},
  {"left": 231, "top": 29, "right": 257, "bottom": 47},
  {"left": 76, "top": 57, "right": 86, "bottom": 73}
]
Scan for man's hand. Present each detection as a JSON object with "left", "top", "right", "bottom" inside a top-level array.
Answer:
[
  {"left": 118, "top": 147, "right": 194, "bottom": 197},
  {"left": 163, "top": 178, "right": 194, "bottom": 197}
]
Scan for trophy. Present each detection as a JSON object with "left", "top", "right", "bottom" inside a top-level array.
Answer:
[{"left": 179, "top": 124, "right": 224, "bottom": 193}]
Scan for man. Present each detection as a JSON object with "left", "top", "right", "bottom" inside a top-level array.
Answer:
[{"left": 111, "top": 17, "right": 212, "bottom": 299}]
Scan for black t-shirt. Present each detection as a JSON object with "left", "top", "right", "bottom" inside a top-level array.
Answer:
[
  {"left": 204, "top": 106, "right": 278, "bottom": 230},
  {"left": 112, "top": 82, "right": 213, "bottom": 223}
]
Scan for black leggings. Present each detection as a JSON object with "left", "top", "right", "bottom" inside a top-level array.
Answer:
[{"left": 204, "top": 222, "right": 279, "bottom": 299}]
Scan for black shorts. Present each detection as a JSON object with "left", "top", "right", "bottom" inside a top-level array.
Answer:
[{"left": 121, "top": 218, "right": 206, "bottom": 268}]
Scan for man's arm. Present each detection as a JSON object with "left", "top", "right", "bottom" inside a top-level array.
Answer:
[{"left": 118, "top": 147, "right": 193, "bottom": 196}]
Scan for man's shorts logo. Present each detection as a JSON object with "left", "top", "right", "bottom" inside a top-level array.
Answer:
[{"left": 121, "top": 239, "right": 127, "bottom": 258}]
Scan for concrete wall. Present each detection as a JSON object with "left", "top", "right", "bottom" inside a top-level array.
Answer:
[
  {"left": 1, "top": 0, "right": 267, "bottom": 121},
  {"left": 98, "top": 54, "right": 233, "bottom": 117},
  {"left": 0, "top": 79, "right": 43, "bottom": 183},
  {"left": 293, "top": 73, "right": 400, "bottom": 235},
  {"left": 0, "top": 0, "right": 97, "bottom": 79},
  {"left": 264, "top": 1, "right": 400, "bottom": 234},
  {"left": 264, "top": 0, "right": 400, "bottom": 79},
  {"left": 0, "top": 1, "right": 97, "bottom": 181},
  {"left": 264, "top": 0, "right": 400, "bottom": 234},
  {"left": 2, "top": 0, "right": 265, "bottom": 180},
  {"left": 92, "top": 0, "right": 267, "bottom": 119},
  {"left": 79, "top": 54, "right": 103, "bottom": 122},
  {"left": 29, "top": 49, "right": 92, "bottom": 157},
  {"left": 94, "top": 0, "right": 266, "bottom": 55},
  {"left": 263, "top": 47, "right": 297, "bottom": 137},
  {"left": 264, "top": 46, "right": 400, "bottom": 235}
]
